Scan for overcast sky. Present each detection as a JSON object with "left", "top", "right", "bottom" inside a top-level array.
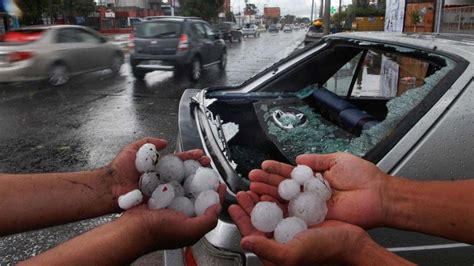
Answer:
[{"left": 231, "top": 0, "right": 353, "bottom": 18}]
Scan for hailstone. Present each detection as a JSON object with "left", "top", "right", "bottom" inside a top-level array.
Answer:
[
  {"left": 291, "top": 165, "right": 313, "bottom": 185},
  {"left": 168, "top": 196, "right": 195, "bottom": 217},
  {"left": 188, "top": 167, "right": 220, "bottom": 196},
  {"left": 289, "top": 192, "right": 327, "bottom": 226},
  {"left": 139, "top": 172, "right": 162, "bottom": 197},
  {"left": 250, "top": 202, "right": 283, "bottom": 233},
  {"left": 194, "top": 190, "right": 220, "bottom": 216},
  {"left": 184, "top": 159, "right": 201, "bottom": 177},
  {"left": 118, "top": 189, "right": 143, "bottom": 210},
  {"left": 169, "top": 180, "right": 185, "bottom": 197},
  {"left": 304, "top": 177, "right": 332, "bottom": 201},
  {"left": 278, "top": 179, "right": 300, "bottom": 201},
  {"left": 183, "top": 174, "right": 195, "bottom": 197},
  {"left": 148, "top": 183, "right": 176, "bottom": 209},
  {"left": 274, "top": 217, "right": 308, "bottom": 244},
  {"left": 156, "top": 155, "right": 186, "bottom": 183},
  {"left": 135, "top": 143, "right": 159, "bottom": 173}
]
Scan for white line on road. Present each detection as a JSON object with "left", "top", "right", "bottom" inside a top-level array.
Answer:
[{"left": 388, "top": 243, "right": 471, "bottom": 252}]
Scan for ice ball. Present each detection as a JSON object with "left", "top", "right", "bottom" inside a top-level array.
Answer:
[
  {"left": 184, "top": 159, "right": 201, "bottom": 177},
  {"left": 194, "top": 190, "right": 220, "bottom": 216},
  {"left": 168, "top": 196, "right": 195, "bottom": 217},
  {"left": 189, "top": 167, "right": 220, "bottom": 196},
  {"left": 156, "top": 155, "right": 186, "bottom": 183},
  {"left": 118, "top": 189, "right": 143, "bottom": 210},
  {"left": 288, "top": 192, "right": 327, "bottom": 226},
  {"left": 278, "top": 179, "right": 300, "bottom": 201},
  {"left": 250, "top": 202, "right": 283, "bottom": 233},
  {"left": 139, "top": 172, "right": 163, "bottom": 197},
  {"left": 148, "top": 183, "right": 176, "bottom": 209},
  {"left": 169, "top": 180, "right": 185, "bottom": 197},
  {"left": 183, "top": 174, "right": 195, "bottom": 197},
  {"left": 274, "top": 217, "right": 308, "bottom": 244},
  {"left": 304, "top": 176, "right": 332, "bottom": 201},
  {"left": 291, "top": 165, "right": 313, "bottom": 185},
  {"left": 135, "top": 143, "right": 159, "bottom": 173}
]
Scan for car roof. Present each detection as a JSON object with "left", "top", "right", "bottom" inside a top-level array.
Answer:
[{"left": 328, "top": 32, "right": 474, "bottom": 60}]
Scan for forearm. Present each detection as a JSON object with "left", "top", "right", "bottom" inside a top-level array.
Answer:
[
  {"left": 0, "top": 167, "right": 120, "bottom": 236},
  {"left": 19, "top": 216, "right": 152, "bottom": 265},
  {"left": 349, "top": 237, "right": 414, "bottom": 266},
  {"left": 384, "top": 176, "right": 474, "bottom": 243}
]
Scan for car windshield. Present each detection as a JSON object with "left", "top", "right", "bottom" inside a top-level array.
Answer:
[{"left": 135, "top": 21, "right": 182, "bottom": 38}]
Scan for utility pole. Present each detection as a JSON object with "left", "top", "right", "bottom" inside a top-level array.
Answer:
[
  {"left": 311, "top": 0, "right": 315, "bottom": 22},
  {"left": 319, "top": 0, "right": 323, "bottom": 18},
  {"left": 323, "top": 0, "right": 330, "bottom": 35}
]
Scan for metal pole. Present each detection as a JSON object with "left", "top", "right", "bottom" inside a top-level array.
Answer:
[
  {"left": 311, "top": 0, "right": 315, "bottom": 22},
  {"left": 457, "top": 8, "right": 462, "bottom": 33},
  {"left": 319, "top": 0, "right": 323, "bottom": 18},
  {"left": 434, "top": 0, "right": 443, "bottom": 33},
  {"left": 323, "top": 0, "right": 330, "bottom": 35}
]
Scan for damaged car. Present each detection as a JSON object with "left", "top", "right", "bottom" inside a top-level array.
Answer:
[{"left": 173, "top": 32, "right": 473, "bottom": 265}]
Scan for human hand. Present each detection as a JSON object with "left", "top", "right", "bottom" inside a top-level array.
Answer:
[
  {"left": 108, "top": 137, "right": 210, "bottom": 199},
  {"left": 228, "top": 191, "right": 370, "bottom": 266},
  {"left": 122, "top": 184, "right": 226, "bottom": 250},
  {"left": 249, "top": 153, "right": 390, "bottom": 229}
]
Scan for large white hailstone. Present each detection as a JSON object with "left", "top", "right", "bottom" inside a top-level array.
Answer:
[
  {"left": 148, "top": 183, "right": 176, "bottom": 209},
  {"left": 156, "top": 155, "right": 186, "bottom": 183},
  {"left": 304, "top": 177, "right": 332, "bottom": 201},
  {"left": 194, "top": 190, "right": 220, "bottom": 216},
  {"left": 250, "top": 202, "right": 283, "bottom": 233},
  {"left": 139, "top": 172, "right": 163, "bottom": 197},
  {"left": 289, "top": 192, "right": 328, "bottom": 226},
  {"left": 135, "top": 143, "right": 159, "bottom": 173},
  {"left": 168, "top": 196, "right": 195, "bottom": 217},
  {"left": 274, "top": 217, "right": 308, "bottom": 244},
  {"left": 118, "top": 189, "right": 143, "bottom": 210},
  {"left": 278, "top": 179, "right": 301, "bottom": 201},
  {"left": 184, "top": 159, "right": 201, "bottom": 177},
  {"left": 169, "top": 180, "right": 185, "bottom": 197},
  {"left": 183, "top": 174, "right": 195, "bottom": 197},
  {"left": 291, "top": 165, "right": 314, "bottom": 185},
  {"left": 189, "top": 167, "right": 220, "bottom": 196}
]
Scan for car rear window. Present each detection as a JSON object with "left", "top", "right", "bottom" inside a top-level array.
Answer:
[
  {"left": 135, "top": 21, "right": 182, "bottom": 38},
  {"left": 2, "top": 29, "right": 45, "bottom": 43}
]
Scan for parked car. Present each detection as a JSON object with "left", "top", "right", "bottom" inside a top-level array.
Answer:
[
  {"left": 283, "top": 25, "right": 293, "bottom": 32},
  {"left": 304, "top": 25, "right": 324, "bottom": 45},
  {"left": 242, "top": 24, "right": 260, "bottom": 38},
  {"left": 174, "top": 32, "right": 474, "bottom": 265},
  {"left": 268, "top": 24, "right": 279, "bottom": 33},
  {"left": 130, "top": 17, "right": 226, "bottom": 81},
  {"left": 0, "top": 25, "right": 124, "bottom": 86},
  {"left": 215, "top": 22, "right": 243, "bottom": 43}
]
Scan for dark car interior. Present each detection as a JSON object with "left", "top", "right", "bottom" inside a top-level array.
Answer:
[{"left": 205, "top": 40, "right": 451, "bottom": 194}]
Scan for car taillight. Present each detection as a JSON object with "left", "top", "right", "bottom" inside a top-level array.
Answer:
[
  {"left": 128, "top": 33, "right": 135, "bottom": 52},
  {"left": 177, "top": 34, "right": 189, "bottom": 52},
  {"left": 7, "top": 51, "right": 35, "bottom": 63}
]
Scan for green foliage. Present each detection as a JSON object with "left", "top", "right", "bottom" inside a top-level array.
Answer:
[
  {"left": 180, "top": 0, "right": 225, "bottom": 22},
  {"left": 244, "top": 3, "right": 258, "bottom": 15},
  {"left": 409, "top": 10, "right": 421, "bottom": 25},
  {"left": 19, "top": 0, "right": 96, "bottom": 25}
]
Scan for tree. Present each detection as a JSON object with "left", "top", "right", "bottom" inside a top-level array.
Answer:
[
  {"left": 181, "top": 0, "right": 225, "bottom": 22},
  {"left": 19, "top": 0, "right": 96, "bottom": 25},
  {"left": 244, "top": 3, "right": 258, "bottom": 15}
]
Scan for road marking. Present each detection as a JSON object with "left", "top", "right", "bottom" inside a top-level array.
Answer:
[{"left": 388, "top": 243, "right": 471, "bottom": 252}]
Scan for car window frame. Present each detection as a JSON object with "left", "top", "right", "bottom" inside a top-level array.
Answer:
[
  {"left": 191, "top": 22, "right": 206, "bottom": 40},
  {"left": 201, "top": 23, "right": 216, "bottom": 39}
]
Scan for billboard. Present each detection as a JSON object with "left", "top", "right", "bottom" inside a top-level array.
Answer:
[{"left": 385, "top": 0, "right": 406, "bottom": 32}]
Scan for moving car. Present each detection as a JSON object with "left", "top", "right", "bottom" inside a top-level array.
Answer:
[
  {"left": 175, "top": 32, "right": 474, "bottom": 265},
  {"left": 0, "top": 25, "right": 124, "bottom": 86},
  {"left": 304, "top": 25, "right": 324, "bottom": 45},
  {"left": 283, "top": 25, "right": 293, "bottom": 32},
  {"left": 215, "top": 22, "right": 243, "bottom": 43},
  {"left": 242, "top": 24, "right": 260, "bottom": 38},
  {"left": 268, "top": 24, "right": 279, "bottom": 33},
  {"left": 130, "top": 16, "right": 226, "bottom": 81}
]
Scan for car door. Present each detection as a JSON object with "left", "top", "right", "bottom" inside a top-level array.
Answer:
[
  {"left": 74, "top": 28, "right": 111, "bottom": 70},
  {"left": 54, "top": 28, "right": 89, "bottom": 73},
  {"left": 201, "top": 23, "right": 222, "bottom": 64},
  {"left": 191, "top": 23, "right": 212, "bottom": 65}
]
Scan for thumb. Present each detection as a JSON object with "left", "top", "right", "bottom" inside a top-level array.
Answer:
[
  {"left": 295, "top": 153, "right": 336, "bottom": 172},
  {"left": 241, "top": 236, "right": 288, "bottom": 263}
]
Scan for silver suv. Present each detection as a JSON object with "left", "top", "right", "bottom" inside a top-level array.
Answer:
[{"left": 130, "top": 16, "right": 227, "bottom": 81}]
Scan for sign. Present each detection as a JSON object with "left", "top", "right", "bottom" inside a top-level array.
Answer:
[
  {"left": 330, "top": 7, "right": 336, "bottom": 14},
  {"left": 385, "top": 0, "right": 405, "bottom": 32},
  {"left": 105, "top": 9, "right": 115, "bottom": 18},
  {"left": 379, "top": 55, "right": 399, "bottom": 97}
]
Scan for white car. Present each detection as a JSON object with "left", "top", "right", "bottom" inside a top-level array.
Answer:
[{"left": 242, "top": 24, "right": 260, "bottom": 38}]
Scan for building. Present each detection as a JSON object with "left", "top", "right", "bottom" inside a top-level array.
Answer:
[{"left": 264, "top": 7, "right": 281, "bottom": 18}]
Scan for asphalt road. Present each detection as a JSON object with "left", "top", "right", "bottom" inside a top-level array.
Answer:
[{"left": 0, "top": 30, "right": 306, "bottom": 264}]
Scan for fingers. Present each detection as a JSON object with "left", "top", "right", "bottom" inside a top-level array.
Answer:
[
  {"left": 236, "top": 191, "right": 257, "bottom": 215},
  {"left": 249, "top": 169, "right": 286, "bottom": 187},
  {"left": 295, "top": 153, "right": 337, "bottom": 172},
  {"left": 217, "top": 184, "right": 226, "bottom": 203},
  {"left": 229, "top": 204, "right": 264, "bottom": 237},
  {"left": 250, "top": 182, "right": 283, "bottom": 202},
  {"left": 183, "top": 204, "right": 220, "bottom": 238},
  {"left": 130, "top": 137, "right": 168, "bottom": 151},
  {"left": 261, "top": 160, "right": 294, "bottom": 178},
  {"left": 241, "top": 236, "right": 288, "bottom": 263}
]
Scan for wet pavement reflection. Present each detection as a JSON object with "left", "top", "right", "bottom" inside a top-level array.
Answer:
[{"left": 0, "top": 30, "right": 305, "bottom": 263}]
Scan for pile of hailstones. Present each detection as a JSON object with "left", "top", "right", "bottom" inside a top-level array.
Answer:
[
  {"left": 117, "top": 143, "right": 220, "bottom": 217},
  {"left": 251, "top": 165, "right": 332, "bottom": 244}
]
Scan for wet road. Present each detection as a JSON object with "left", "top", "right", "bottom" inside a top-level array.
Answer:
[{"left": 0, "top": 30, "right": 305, "bottom": 263}]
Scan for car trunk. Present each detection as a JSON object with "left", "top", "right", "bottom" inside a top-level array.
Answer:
[{"left": 134, "top": 21, "right": 182, "bottom": 55}]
